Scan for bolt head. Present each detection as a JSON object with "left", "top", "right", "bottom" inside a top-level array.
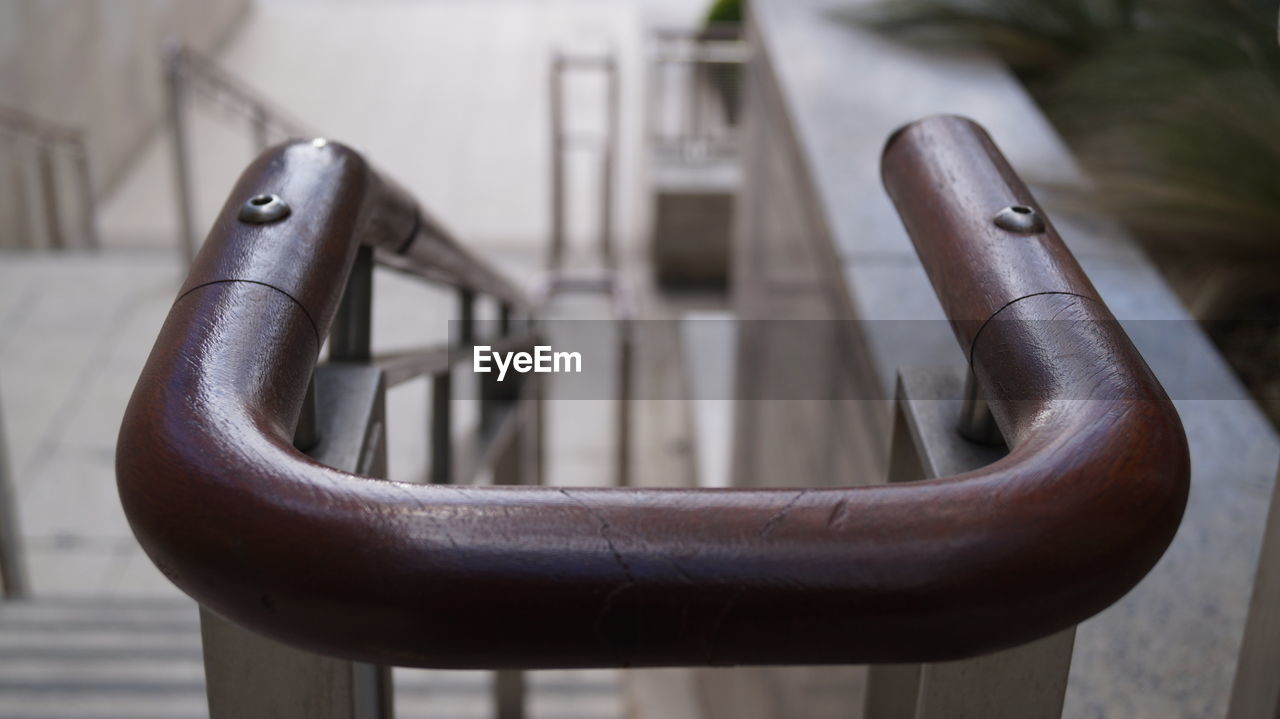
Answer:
[
  {"left": 238, "top": 194, "right": 290, "bottom": 224},
  {"left": 994, "top": 205, "right": 1045, "bottom": 234}
]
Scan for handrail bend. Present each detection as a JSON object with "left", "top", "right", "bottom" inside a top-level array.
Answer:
[{"left": 117, "top": 116, "right": 1188, "bottom": 669}]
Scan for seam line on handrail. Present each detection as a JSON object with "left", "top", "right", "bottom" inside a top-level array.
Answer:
[
  {"left": 396, "top": 209, "right": 422, "bottom": 254},
  {"left": 174, "top": 279, "right": 322, "bottom": 347},
  {"left": 966, "top": 291, "right": 1102, "bottom": 368}
]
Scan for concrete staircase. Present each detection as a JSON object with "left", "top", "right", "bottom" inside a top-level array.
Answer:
[{"left": 0, "top": 598, "right": 622, "bottom": 719}]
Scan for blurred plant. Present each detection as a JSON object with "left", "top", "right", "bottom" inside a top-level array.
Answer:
[
  {"left": 706, "top": 0, "right": 744, "bottom": 26},
  {"left": 852, "top": 0, "right": 1280, "bottom": 266},
  {"left": 850, "top": 0, "right": 1141, "bottom": 89},
  {"left": 700, "top": 0, "right": 746, "bottom": 125},
  {"left": 852, "top": 0, "right": 1280, "bottom": 423}
]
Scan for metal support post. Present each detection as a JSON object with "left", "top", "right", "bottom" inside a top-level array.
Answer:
[
  {"left": 252, "top": 105, "right": 271, "bottom": 153},
  {"left": 864, "top": 367, "right": 1073, "bottom": 719},
  {"left": 489, "top": 338, "right": 527, "bottom": 719},
  {"left": 166, "top": 47, "right": 198, "bottom": 265},
  {"left": 0, "top": 390, "right": 29, "bottom": 599},
  {"left": 331, "top": 247, "right": 374, "bottom": 362},
  {"left": 202, "top": 365, "right": 392, "bottom": 719},
  {"left": 293, "top": 376, "right": 321, "bottom": 452},
  {"left": 958, "top": 369, "right": 1002, "bottom": 445},
  {"left": 615, "top": 318, "right": 632, "bottom": 487},
  {"left": 495, "top": 670, "right": 526, "bottom": 719},
  {"left": 1227, "top": 464, "right": 1280, "bottom": 718},
  {"left": 600, "top": 57, "right": 618, "bottom": 268},
  {"left": 459, "top": 288, "right": 476, "bottom": 346},
  {"left": 548, "top": 54, "right": 566, "bottom": 270},
  {"left": 71, "top": 139, "right": 99, "bottom": 249},
  {"left": 36, "top": 145, "right": 63, "bottom": 250},
  {"left": 430, "top": 372, "right": 452, "bottom": 485}
]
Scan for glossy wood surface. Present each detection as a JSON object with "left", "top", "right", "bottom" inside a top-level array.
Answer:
[{"left": 117, "top": 122, "right": 1187, "bottom": 669}]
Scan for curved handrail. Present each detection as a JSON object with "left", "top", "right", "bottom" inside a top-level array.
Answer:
[{"left": 116, "top": 116, "right": 1188, "bottom": 669}]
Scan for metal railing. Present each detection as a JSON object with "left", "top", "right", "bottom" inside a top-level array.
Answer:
[
  {"left": 127, "top": 138, "right": 538, "bottom": 717},
  {"left": 547, "top": 49, "right": 633, "bottom": 487},
  {"left": 647, "top": 26, "right": 748, "bottom": 162},
  {"left": 0, "top": 389, "right": 28, "bottom": 600},
  {"left": 549, "top": 50, "right": 620, "bottom": 270},
  {"left": 117, "top": 117, "right": 1188, "bottom": 716},
  {"left": 0, "top": 105, "right": 98, "bottom": 250},
  {"left": 164, "top": 42, "right": 315, "bottom": 265}
]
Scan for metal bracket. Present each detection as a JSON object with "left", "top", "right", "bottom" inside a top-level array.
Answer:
[
  {"left": 201, "top": 363, "right": 390, "bottom": 719},
  {"left": 866, "top": 366, "right": 1073, "bottom": 719}
]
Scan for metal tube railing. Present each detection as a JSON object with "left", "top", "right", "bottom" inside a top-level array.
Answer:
[
  {"left": 0, "top": 389, "right": 29, "bottom": 599},
  {"left": 546, "top": 48, "right": 633, "bottom": 488},
  {"left": 0, "top": 104, "right": 99, "bottom": 251},
  {"left": 548, "top": 51, "right": 620, "bottom": 270},
  {"left": 148, "top": 138, "right": 539, "bottom": 717},
  {"left": 647, "top": 27, "right": 748, "bottom": 162},
  {"left": 118, "top": 118, "right": 1186, "bottom": 672}
]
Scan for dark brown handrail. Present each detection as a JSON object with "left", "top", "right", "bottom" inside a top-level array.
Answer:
[{"left": 116, "top": 117, "right": 1187, "bottom": 669}]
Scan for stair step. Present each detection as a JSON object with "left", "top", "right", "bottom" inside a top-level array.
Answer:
[{"left": 0, "top": 598, "right": 622, "bottom": 718}]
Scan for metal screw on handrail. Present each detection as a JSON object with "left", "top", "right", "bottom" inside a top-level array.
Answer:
[
  {"left": 238, "top": 194, "right": 290, "bottom": 224},
  {"left": 993, "top": 205, "right": 1045, "bottom": 234}
]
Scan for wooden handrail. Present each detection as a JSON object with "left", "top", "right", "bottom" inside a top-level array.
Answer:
[{"left": 117, "top": 120, "right": 1187, "bottom": 669}]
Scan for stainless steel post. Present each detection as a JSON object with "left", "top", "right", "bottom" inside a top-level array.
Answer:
[
  {"left": 0, "top": 389, "right": 29, "bottom": 599},
  {"left": 430, "top": 372, "right": 452, "bottom": 485},
  {"left": 293, "top": 375, "right": 321, "bottom": 452},
  {"left": 689, "top": 59, "right": 703, "bottom": 155},
  {"left": 600, "top": 57, "right": 618, "bottom": 269},
  {"left": 166, "top": 47, "right": 198, "bottom": 265},
  {"left": 864, "top": 368, "right": 1073, "bottom": 719},
  {"left": 548, "top": 54, "right": 566, "bottom": 270},
  {"left": 498, "top": 303, "right": 512, "bottom": 336},
  {"left": 201, "top": 365, "right": 392, "bottom": 719},
  {"left": 615, "top": 318, "right": 632, "bottom": 487},
  {"left": 71, "top": 137, "right": 98, "bottom": 249},
  {"left": 7, "top": 142, "right": 33, "bottom": 249},
  {"left": 331, "top": 247, "right": 374, "bottom": 362},
  {"left": 532, "top": 368, "right": 546, "bottom": 489},
  {"left": 1227, "top": 464, "right": 1280, "bottom": 718},
  {"left": 958, "top": 369, "right": 1002, "bottom": 445},
  {"left": 252, "top": 104, "right": 270, "bottom": 153},
  {"left": 495, "top": 670, "right": 526, "bottom": 719},
  {"left": 458, "top": 288, "right": 475, "bottom": 346},
  {"left": 36, "top": 144, "right": 63, "bottom": 250}
]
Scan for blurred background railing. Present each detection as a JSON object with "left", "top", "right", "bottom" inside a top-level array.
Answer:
[
  {"left": 164, "top": 42, "right": 314, "bottom": 265},
  {"left": 0, "top": 105, "right": 98, "bottom": 251},
  {"left": 647, "top": 25, "right": 747, "bottom": 163}
]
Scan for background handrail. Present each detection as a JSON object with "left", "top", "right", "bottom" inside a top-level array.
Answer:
[
  {"left": 164, "top": 43, "right": 313, "bottom": 143},
  {"left": 117, "top": 120, "right": 1187, "bottom": 669},
  {"left": 0, "top": 105, "right": 85, "bottom": 146},
  {"left": 165, "top": 42, "right": 316, "bottom": 265},
  {"left": 0, "top": 104, "right": 99, "bottom": 250}
]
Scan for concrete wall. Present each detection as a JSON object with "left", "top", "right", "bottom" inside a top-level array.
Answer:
[
  {"left": 730, "top": 0, "right": 1280, "bottom": 716},
  {"left": 0, "top": 0, "right": 250, "bottom": 247}
]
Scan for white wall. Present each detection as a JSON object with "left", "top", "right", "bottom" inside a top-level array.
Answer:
[{"left": 0, "top": 0, "right": 250, "bottom": 247}]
